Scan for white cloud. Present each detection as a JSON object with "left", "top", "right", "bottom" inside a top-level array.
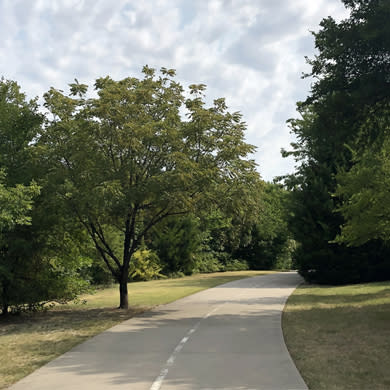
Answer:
[{"left": 0, "top": 0, "right": 350, "bottom": 180}]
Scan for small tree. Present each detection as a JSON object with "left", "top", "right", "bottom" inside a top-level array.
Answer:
[{"left": 42, "top": 67, "right": 256, "bottom": 308}]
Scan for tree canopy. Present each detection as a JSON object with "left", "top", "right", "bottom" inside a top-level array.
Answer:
[
  {"left": 41, "top": 66, "right": 259, "bottom": 308},
  {"left": 283, "top": 0, "right": 390, "bottom": 283},
  {"left": 0, "top": 78, "right": 90, "bottom": 315},
  {"left": 335, "top": 103, "right": 390, "bottom": 246}
]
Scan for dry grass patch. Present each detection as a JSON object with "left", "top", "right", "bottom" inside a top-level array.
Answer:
[
  {"left": 283, "top": 281, "right": 390, "bottom": 390},
  {"left": 0, "top": 270, "right": 271, "bottom": 389}
]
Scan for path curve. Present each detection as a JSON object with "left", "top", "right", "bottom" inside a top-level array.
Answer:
[{"left": 10, "top": 272, "right": 307, "bottom": 390}]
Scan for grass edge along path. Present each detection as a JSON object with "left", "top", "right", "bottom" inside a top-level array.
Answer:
[
  {"left": 283, "top": 281, "right": 390, "bottom": 390},
  {"left": 0, "top": 270, "right": 273, "bottom": 389}
]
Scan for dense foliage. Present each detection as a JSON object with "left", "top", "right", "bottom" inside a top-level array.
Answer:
[
  {"left": 0, "top": 80, "right": 88, "bottom": 315},
  {"left": 335, "top": 103, "right": 390, "bottom": 245},
  {"left": 5, "top": 0, "right": 389, "bottom": 310},
  {"left": 234, "top": 183, "right": 293, "bottom": 270},
  {"left": 283, "top": 0, "right": 390, "bottom": 284},
  {"left": 40, "top": 67, "right": 264, "bottom": 308},
  {"left": 0, "top": 67, "right": 295, "bottom": 313}
]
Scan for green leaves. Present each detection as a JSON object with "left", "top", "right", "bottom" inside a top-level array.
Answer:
[
  {"left": 0, "top": 171, "right": 40, "bottom": 232},
  {"left": 335, "top": 104, "right": 390, "bottom": 246},
  {"left": 0, "top": 78, "right": 91, "bottom": 314},
  {"left": 69, "top": 79, "right": 88, "bottom": 97},
  {"left": 41, "top": 66, "right": 258, "bottom": 307},
  {"left": 282, "top": 0, "right": 390, "bottom": 283}
]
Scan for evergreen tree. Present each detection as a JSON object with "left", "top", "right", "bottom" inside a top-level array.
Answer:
[{"left": 283, "top": 0, "right": 390, "bottom": 283}]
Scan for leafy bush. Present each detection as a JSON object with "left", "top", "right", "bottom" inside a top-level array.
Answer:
[
  {"left": 86, "top": 262, "right": 115, "bottom": 285},
  {"left": 223, "top": 259, "right": 249, "bottom": 271},
  {"left": 193, "top": 253, "right": 222, "bottom": 273},
  {"left": 295, "top": 242, "right": 390, "bottom": 285},
  {"left": 129, "top": 248, "right": 165, "bottom": 281},
  {"left": 0, "top": 254, "right": 90, "bottom": 314},
  {"left": 151, "top": 215, "right": 202, "bottom": 275}
]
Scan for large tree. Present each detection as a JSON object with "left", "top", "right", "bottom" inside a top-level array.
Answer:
[
  {"left": 0, "top": 78, "right": 90, "bottom": 315},
  {"left": 335, "top": 103, "right": 390, "bottom": 246},
  {"left": 41, "top": 66, "right": 257, "bottom": 308},
  {"left": 0, "top": 171, "right": 39, "bottom": 231},
  {"left": 283, "top": 0, "right": 390, "bottom": 283},
  {"left": 0, "top": 79, "right": 42, "bottom": 315},
  {"left": 0, "top": 171, "right": 40, "bottom": 315}
]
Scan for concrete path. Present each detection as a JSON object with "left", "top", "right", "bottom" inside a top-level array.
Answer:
[{"left": 11, "top": 272, "right": 307, "bottom": 390}]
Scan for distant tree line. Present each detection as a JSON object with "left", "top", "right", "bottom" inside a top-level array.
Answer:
[{"left": 0, "top": 68, "right": 293, "bottom": 314}]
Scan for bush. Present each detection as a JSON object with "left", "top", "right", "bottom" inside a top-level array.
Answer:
[
  {"left": 129, "top": 248, "right": 165, "bottom": 282},
  {"left": 193, "top": 253, "right": 222, "bottom": 273},
  {"left": 223, "top": 259, "right": 249, "bottom": 271},
  {"left": 0, "top": 256, "right": 90, "bottom": 314},
  {"left": 151, "top": 215, "right": 201, "bottom": 275},
  {"left": 295, "top": 241, "right": 390, "bottom": 284},
  {"left": 87, "top": 262, "right": 115, "bottom": 285}
]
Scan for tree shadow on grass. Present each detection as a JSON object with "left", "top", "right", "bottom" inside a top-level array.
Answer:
[
  {"left": 17, "top": 308, "right": 303, "bottom": 389},
  {"left": 288, "top": 287, "right": 390, "bottom": 307},
  {"left": 0, "top": 277, "right": 304, "bottom": 389},
  {"left": 0, "top": 307, "right": 147, "bottom": 335},
  {"left": 283, "top": 300, "right": 390, "bottom": 390}
]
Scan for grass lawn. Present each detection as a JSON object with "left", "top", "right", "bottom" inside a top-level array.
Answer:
[
  {"left": 0, "top": 270, "right": 271, "bottom": 389},
  {"left": 283, "top": 281, "right": 390, "bottom": 390}
]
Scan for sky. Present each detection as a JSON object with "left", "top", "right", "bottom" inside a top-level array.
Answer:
[{"left": 0, "top": 0, "right": 349, "bottom": 181}]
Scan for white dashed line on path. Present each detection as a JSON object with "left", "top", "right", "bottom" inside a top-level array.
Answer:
[{"left": 149, "top": 304, "right": 223, "bottom": 390}]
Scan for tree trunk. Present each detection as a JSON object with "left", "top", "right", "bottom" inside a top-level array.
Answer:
[
  {"left": 1, "top": 302, "right": 9, "bottom": 316},
  {"left": 119, "top": 280, "right": 128, "bottom": 309},
  {"left": 1, "top": 283, "right": 9, "bottom": 316}
]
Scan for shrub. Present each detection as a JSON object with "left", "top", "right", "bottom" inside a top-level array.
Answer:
[
  {"left": 129, "top": 248, "right": 165, "bottom": 281},
  {"left": 193, "top": 253, "right": 222, "bottom": 273},
  {"left": 151, "top": 215, "right": 201, "bottom": 275},
  {"left": 223, "top": 259, "right": 249, "bottom": 271}
]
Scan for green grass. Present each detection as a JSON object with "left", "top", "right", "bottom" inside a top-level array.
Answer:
[
  {"left": 0, "top": 270, "right": 271, "bottom": 389},
  {"left": 283, "top": 281, "right": 390, "bottom": 390}
]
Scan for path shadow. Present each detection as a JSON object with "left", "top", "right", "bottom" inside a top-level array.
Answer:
[{"left": 43, "top": 308, "right": 291, "bottom": 388}]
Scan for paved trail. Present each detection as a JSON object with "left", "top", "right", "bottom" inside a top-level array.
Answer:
[{"left": 11, "top": 272, "right": 307, "bottom": 390}]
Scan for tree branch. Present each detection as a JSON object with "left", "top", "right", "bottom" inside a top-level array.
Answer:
[{"left": 92, "top": 221, "right": 122, "bottom": 268}]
